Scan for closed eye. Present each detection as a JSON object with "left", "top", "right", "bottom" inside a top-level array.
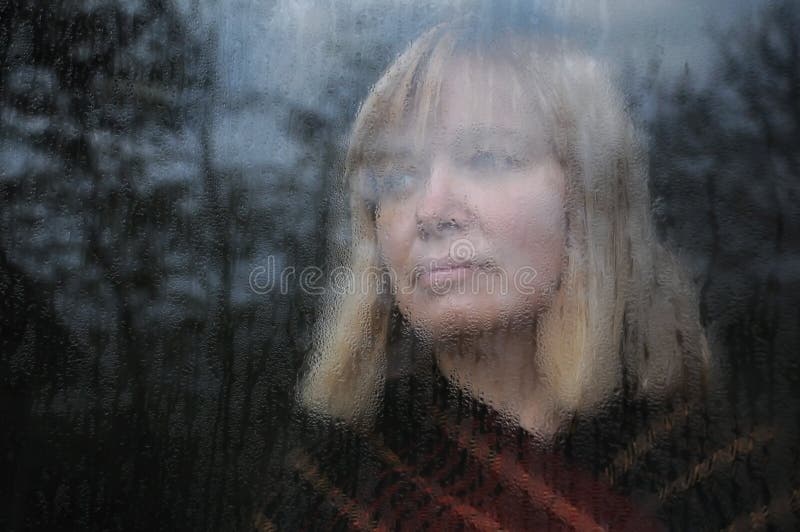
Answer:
[
  {"left": 384, "top": 173, "right": 415, "bottom": 191},
  {"left": 467, "top": 150, "right": 528, "bottom": 172},
  {"left": 375, "top": 169, "right": 420, "bottom": 200}
]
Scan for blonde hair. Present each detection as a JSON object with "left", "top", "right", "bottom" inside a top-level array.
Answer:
[{"left": 299, "top": 21, "right": 711, "bottom": 430}]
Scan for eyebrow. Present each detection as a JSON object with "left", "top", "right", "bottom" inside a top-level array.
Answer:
[
  {"left": 452, "top": 125, "right": 525, "bottom": 141},
  {"left": 361, "top": 144, "right": 421, "bottom": 169},
  {"left": 449, "top": 126, "right": 549, "bottom": 154},
  {"left": 360, "top": 132, "right": 430, "bottom": 167},
  {"left": 359, "top": 125, "right": 551, "bottom": 167}
]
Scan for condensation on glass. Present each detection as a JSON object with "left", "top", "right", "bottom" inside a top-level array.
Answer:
[{"left": 2, "top": 1, "right": 798, "bottom": 530}]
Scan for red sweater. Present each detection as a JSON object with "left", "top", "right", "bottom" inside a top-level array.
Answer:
[{"left": 257, "top": 364, "right": 795, "bottom": 530}]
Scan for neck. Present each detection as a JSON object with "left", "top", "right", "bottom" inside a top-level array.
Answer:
[{"left": 433, "top": 325, "right": 550, "bottom": 434}]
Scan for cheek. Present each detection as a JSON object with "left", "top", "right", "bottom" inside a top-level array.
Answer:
[
  {"left": 482, "top": 182, "right": 566, "bottom": 277},
  {"left": 375, "top": 205, "right": 415, "bottom": 273},
  {"left": 521, "top": 197, "right": 565, "bottom": 253}
]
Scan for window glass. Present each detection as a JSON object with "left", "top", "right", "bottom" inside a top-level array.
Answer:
[{"left": 2, "top": 1, "right": 798, "bottom": 530}]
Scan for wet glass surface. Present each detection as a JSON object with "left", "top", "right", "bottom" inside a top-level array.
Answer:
[{"left": 2, "top": 1, "right": 799, "bottom": 530}]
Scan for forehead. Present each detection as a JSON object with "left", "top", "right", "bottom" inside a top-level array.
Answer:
[
  {"left": 438, "top": 55, "right": 534, "bottom": 136},
  {"left": 356, "top": 51, "right": 553, "bottom": 163}
]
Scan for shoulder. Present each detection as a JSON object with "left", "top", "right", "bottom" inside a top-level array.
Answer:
[
  {"left": 253, "top": 408, "right": 388, "bottom": 530},
  {"left": 591, "top": 392, "right": 798, "bottom": 531},
  {"left": 253, "top": 383, "right": 798, "bottom": 531}
]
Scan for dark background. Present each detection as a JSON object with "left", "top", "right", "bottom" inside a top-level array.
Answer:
[{"left": 2, "top": 0, "right": 799, "bottom": 530}]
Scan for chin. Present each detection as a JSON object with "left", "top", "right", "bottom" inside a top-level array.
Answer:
[{"left": 401, "top": 293, "right": 537, "bottom": 339}]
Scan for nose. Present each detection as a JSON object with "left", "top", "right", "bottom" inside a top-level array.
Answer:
[{"left": 415, "top": 156, "right": 472, "bottom": 240}]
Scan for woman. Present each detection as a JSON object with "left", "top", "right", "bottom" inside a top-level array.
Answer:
[{"left": 257, "top": 16, "right": 791, "bottom": 531}]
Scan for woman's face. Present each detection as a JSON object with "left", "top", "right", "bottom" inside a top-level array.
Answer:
[{"left": 372, "top": 57, "right": 567, "bottom": 337}]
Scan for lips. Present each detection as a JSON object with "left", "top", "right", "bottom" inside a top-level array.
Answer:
[
  {"left": 414, "top": 257, "right": 470, "bottom": 275},
  {"left": 412, "top": 256, "right": 479, "bottom": 288},
  {"left": 419, "top": 267, "right": 471, "bottom": 290},
  {"left": 430, "top": 264, "right": 469, "bottom": 272}
]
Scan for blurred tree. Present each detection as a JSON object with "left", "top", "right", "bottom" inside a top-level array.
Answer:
[
  {"left": 649, "top": 0, "right": 800, "bottom": 434},
  {"left": 0, "top": 0, "right": 207, "bottom": 529},
  {"left": 0, "top": 248, "right": 90, "bottom": 530}
]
